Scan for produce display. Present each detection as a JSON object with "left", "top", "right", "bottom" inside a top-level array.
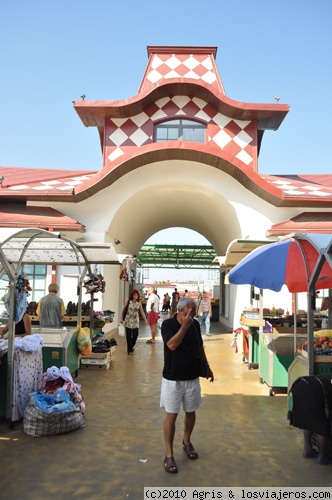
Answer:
[{"left": 298, "top": 330, "right": 332, "bottom": 356}]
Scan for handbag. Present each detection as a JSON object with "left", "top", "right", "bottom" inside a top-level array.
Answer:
[
  {"left": 118, "top": 323, "right": 125, "bottom": 337},
  {"left": 123, "top": 300, "right": 129, "bottom": 320}
]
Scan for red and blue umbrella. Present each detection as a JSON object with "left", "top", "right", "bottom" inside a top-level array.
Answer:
[{"left": 228, "top": 235, "right": 332, "bottom": 293}]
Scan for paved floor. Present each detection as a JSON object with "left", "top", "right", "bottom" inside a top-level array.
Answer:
[{"left": 1, "top": 318, "right": 332, "bottom": 499}]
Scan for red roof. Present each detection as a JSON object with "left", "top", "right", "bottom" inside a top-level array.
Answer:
[
  {"left": 0, "top": 46, "right": 330, "bottom": 210},
  {"left": 0, "top": 203, "right": 85, "bottom": 231},
  {"left": 0, "top": 167, "right": 96, "bottom": 200},
  {"left": 267, "top": 212, "right": 332, "bottom": 236}
]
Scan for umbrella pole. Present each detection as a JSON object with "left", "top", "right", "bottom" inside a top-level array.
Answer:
[
  {"left": 307, "top": 290, "right": 315, "bottom": 376},
  {"left": 328, "top": 290, "right": 332, "bottom": 329},
  {"left": 307, "top": 253, "right": 325, "bottom": 376},
  {"left": 259, "top": 289, "right": 263, "bottom": 334},
  {"left": 293, "top": 294, "right": 298, "bottom": 354}
]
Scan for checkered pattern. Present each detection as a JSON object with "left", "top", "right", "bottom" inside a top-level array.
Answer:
[
  {"left": 140, "top": 53, "right": 223, "bottom": 93},
  {"left": 9, "top": 175, "right": 94, "bottom": 192},
  {"left": 106, "top": 96, "right": 255, "bottom": 167},
  {"left": 23, "top": 394, "right": 85, "bottom": 437},
  {"left": 262, "top": 175, "right": 332, "bottom": 199}
]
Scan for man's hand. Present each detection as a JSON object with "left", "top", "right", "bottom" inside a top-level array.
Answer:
[
  {"left": 182, "top": 308, "right": 194, "bottom": 328},
  {"left": 206, "top": 366, "right": 214, "bottom": 383}
]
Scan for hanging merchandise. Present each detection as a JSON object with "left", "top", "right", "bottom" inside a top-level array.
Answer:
[
  {"left": 16, "top": 273, "right": 32, "bottom": 296},
  {"left": 4, "top": 290, "right": 29, "bottom": 322},
  {"left": 231, "top": 327, "right": 249, "bottom": 355},
  {"left": 126, "top": 268, "right": 135, "bottom": 282},
  {"left": 121, "top": 255, "right": 136, "bottom": 282},
  {"left": 119, "top": 268, "right": 127, "bottom": 281},
  {"left": 125, "top": 256, "right": 136, "bottom": 282},
  {"left": 83, "top": 272, "right": 106, "bottom": 294},
  {"left": 3, "top": 272, "right": 31, "bottom": 322},
  {"left": 119, "top": 255, "right": 136, "bottom": 281}
]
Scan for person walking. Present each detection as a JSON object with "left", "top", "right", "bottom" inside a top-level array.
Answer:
[
  {"left": 197, "top": 291, "right": 212, "bottom": 336},
  {"left": 170, "top": 290, "right": 180, "bottom": 318},
  {"left": 146, "top": 287, "right": 160, "bottom": 344},
  {"left": 165, "top": 293, "right": 171, "bottom": 313},
  {"left": 162, "top": 294, "right": 168, "bottom": 313},
  {"left": 120, "top": 289, "right": 148, "bottom": 355},
  {"left": 37, "top": 283, "right": 66, "bottom": 328},
  {"left": 160, "top": 297, "right": 214, "bottom": 473},
  {"left": 289, "top": 375, "right": 332, "bottom": 464}
]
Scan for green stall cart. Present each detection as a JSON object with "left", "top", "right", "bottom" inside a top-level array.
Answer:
[{"left": 33, "top": 327, "right": 80, "bottom": 377}]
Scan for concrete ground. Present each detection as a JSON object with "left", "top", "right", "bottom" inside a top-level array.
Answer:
[{"left": 1, "top": 318, "right": 332, "bottom": 499}]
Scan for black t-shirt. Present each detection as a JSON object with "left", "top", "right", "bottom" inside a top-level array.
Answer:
[{"left": 161, "top": 314, "right": 203, "bottom": 381}]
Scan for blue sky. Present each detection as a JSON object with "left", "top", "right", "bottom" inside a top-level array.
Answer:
[
  {"left": 1, "top": 1, "right": 331, "bottom": 282},
  {"left": 1, "top": 0, "right": 331, "bottom": 175}
]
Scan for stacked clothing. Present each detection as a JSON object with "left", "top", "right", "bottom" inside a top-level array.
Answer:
[
  {"left": 24, "top": 365, "right": 85, "bottom": 437},
  {"left": 39, "top": 366, "right": 85, "bottom": 414}
]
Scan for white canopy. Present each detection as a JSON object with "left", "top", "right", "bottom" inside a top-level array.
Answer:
[
  {"left": 0, "top": 228, "right": 120, "bottom": 421},
  {"left": 214, "top": 238, "right": 273, "bottom": 268}
]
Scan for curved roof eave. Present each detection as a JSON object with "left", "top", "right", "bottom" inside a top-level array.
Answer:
[
  {"left": 73, "top": 81, "right": 289, "bottom": 132},
  {"left": 69, "top": 145, "right": 289, "bottom": 205}
]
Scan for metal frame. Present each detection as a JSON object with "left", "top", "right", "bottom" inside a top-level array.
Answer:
[
  {"left": 0, "top": 228, "right": 119, "bottom": 420},
  {"left": 138, "top": 244, "right": 218, "bottom": 269}
]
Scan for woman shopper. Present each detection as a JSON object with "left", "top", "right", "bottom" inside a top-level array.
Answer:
[{"left": 120, "top": 289, "right": 148, "bottom": 355}]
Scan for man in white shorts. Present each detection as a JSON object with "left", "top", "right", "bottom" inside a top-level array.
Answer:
[{"left": 160, "top": 297, "right": 214, "bottom": 473}]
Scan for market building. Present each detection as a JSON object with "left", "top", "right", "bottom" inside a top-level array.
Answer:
[{"left": 1, "top": 45, "right": 332, "bottom": 331}]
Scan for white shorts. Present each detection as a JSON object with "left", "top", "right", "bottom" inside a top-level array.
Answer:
[{"left": 160, "top": 377, "right": 202, "bottom": 413}]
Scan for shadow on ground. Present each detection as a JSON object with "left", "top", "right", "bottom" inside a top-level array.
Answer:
[{"left": 1, "top": 320, "right": 331, "bottom": 499}]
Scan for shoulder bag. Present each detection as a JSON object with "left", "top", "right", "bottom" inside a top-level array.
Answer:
[{"left": 123, "top": 300, "right": 129, "bottom": 320}]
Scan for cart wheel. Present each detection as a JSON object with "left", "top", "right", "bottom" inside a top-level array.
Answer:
[
  {"left": 248, "top": 364, "right": 252, "bottom": 370},
  {"left": 269, "top": 388, "right": 275, "bottom": 397},
  {"left": 259, "top": 377, "right": 264, "bottom": 384}
]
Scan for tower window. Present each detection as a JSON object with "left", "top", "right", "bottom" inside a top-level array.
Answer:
[{"left": 155, "top": 119, "right": 206, "bottom": 144}]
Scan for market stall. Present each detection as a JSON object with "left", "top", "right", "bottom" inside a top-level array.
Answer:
[
  {"left": 0, "top": 228, "right": 119, "bottom": 422},
  {"left": 228, "top": 233, "right": 332, "bottom": 392}
]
